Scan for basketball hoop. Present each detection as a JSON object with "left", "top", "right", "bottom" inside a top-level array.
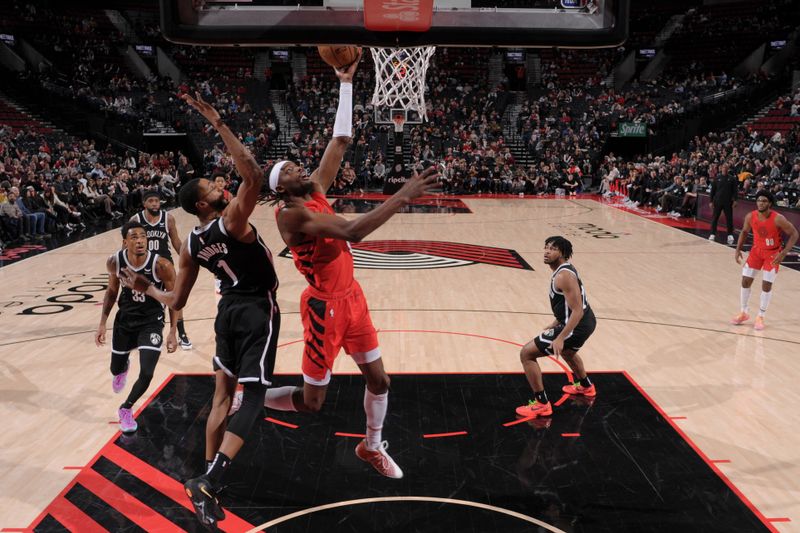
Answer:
[{"left": 370, "top": 46, "right": 435, "bottom": 122}]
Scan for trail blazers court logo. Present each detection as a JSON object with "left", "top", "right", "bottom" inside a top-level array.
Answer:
[{"left": 279, "top": 240, "right": 533, "bottom": 270}]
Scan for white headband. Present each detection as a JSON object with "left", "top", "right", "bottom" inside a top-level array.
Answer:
[{"left": 269, "top": 160, "right": 288, "bottom": 192}]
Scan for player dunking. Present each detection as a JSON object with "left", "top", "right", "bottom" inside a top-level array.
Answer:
[
  {"left": 516, "top": 236, "right": 597, "bottom": 418},
  {"left": 731, "top": 190, "right": 798, "bottom": 330},
  {"left": 131, "top": 189, "right": 193, "bottom": 349},
  {"left": 261, "top": 56, "right": 438, "bottom": 479},
  {"left": 95, "top": 221, "right": 178, "bottom": 433},
  {"left": 121, "top": 93, "right": 279, "bottom": 529}
]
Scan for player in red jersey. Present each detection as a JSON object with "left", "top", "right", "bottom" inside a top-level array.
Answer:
[
  {"left": 732, "top": 190, "right": 798, "bottom": 330},
  {"left": 261, "top": 57, "right": 438, "bottom": 479}
]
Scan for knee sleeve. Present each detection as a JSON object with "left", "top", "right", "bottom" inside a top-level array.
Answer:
[
  {"left": 226, "top": 383, "right": 267, "bottom": 439},
  {"left": 110, "top": 352, "right": 130, "bottom": 375}
]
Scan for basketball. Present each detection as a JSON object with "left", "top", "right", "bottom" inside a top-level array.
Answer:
[{"left": 318, "top": 45, "right": 362, "bottom": 70}]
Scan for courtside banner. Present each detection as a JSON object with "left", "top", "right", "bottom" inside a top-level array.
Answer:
[{"left": 364, "top": 0, "right": 434, "bottom": 32}]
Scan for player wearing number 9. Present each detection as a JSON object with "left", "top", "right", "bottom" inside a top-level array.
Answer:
[{"left": 95, "top": 220, "right": 179, "bottom": 434}]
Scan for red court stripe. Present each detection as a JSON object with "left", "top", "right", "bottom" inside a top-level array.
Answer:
[
  {"left": 423, "top": 431, "right": 468, "bottom": 439},
  {"left": 502, "top": 416, "right": 534, "bottom": 427},
  {"left": 561, "top": 433, "right": 581, "bottom": 437},
  {"left": 47, "top": 496, "right": 106, "bottom": 533},
  {"left": 766, "top": 518, "right": 791, "bottom": 522},
  {"left": 554, "top": 393, "right": 570, "bottom": 407},
  {"left": 265, "top": 417, "right": 299, "bottom": 429},
  {"left": 335, "top": 432, "right": 366, "bottom": 438},
  {"left": 103, "top": 444, "right": 255, "bottom": 533},
  {"left": 77, "top": 469, "right": 182, "bottom": 532}
]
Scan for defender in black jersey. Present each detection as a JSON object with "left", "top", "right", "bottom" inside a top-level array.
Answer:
[
  {"left": 131, "top": 189, "right": 193, "bottom": 350},
  {"left": 95, "top": 221, "right": 178, "bottom": 433},
  {"left": 120, "top": 93, "right": 279, "bottom": 530},
  {"left": 516, "top": 236, "right": 597, "bottom": 420}
]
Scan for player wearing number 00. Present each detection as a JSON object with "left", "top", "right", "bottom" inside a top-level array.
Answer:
[{"left": 731, "top": 190, "right": 798, "bottom": 330}]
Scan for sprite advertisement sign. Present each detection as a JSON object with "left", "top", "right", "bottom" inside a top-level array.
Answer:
[{"left": 618, "top": 122, "right": 647, "bottom": 137}]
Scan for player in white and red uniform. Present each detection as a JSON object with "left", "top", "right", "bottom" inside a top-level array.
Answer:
[{"left": 731, "top": 190, "right": 798, "bottom": 330}]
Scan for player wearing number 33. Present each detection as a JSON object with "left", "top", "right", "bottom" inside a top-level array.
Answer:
[
  {"left": 95, "top": 221, "right": 179, "bottom": 434},
  {"left": 731, "top": 190, "right": 798, "bottom": 330}
]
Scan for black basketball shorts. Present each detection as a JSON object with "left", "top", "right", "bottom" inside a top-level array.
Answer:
[{"left": 213, "top": 294, "right": 281, "bottom": 385}]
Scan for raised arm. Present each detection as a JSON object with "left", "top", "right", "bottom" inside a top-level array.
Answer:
[
  {"left": 181, "top": 93, "right": 263, "bottom": 239},
  {"left": 95, "top": 255, "right": 120, "bottom": 347},
  {"left": 156, "top": 257, "right": 179, "bottom": 353},
  {"left": 312, "top": 54, "right": 361, "bottom": 194},
  {"left": 279, "top": 166, "right": 439, "bottom": 245}
]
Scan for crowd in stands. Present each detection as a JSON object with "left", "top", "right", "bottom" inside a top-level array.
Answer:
[{"left": 0, "top": 125, "right": 198, "bottom": 248}]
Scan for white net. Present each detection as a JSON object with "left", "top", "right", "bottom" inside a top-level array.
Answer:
[{"left": 370, "top": 46, "right": 436, "bottom": 122}]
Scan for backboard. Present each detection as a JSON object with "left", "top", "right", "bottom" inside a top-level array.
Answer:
[{"left": 161, "top": 0, "right": 628, "bottom": 48}]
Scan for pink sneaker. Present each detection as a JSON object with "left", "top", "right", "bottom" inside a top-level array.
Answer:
[
  {"left": 355, "top": 440, "right": 403, "bottom": 479},
  {"left": 562, "top": 382, "right": 597, "bottom": 397},
  {"left": 515, "top": 400, "right": 553, "bottom": 418},
  {"left": 112, "top": 369, "right": 128, "bottom": 394},
  {"left": 118, "top": 407, "right": 138, "bottom": 433},
  {"left": 730, "top": 312, "right": 750, "bottom": 325},
  {"left": 754, "top": 316, "right": 765, "bottom": 331}
]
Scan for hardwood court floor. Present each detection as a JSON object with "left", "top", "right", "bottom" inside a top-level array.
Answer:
[{"left": 0, "top": 197, "right": 798, "bottom": 530}]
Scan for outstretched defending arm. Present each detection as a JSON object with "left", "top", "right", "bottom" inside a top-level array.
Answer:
[
  {"left": 182, "top": 93, "right": 263, "bottom": 240},
  {"left": 279, "top": 166, "right": 438, "bottom": 244},
  {"left": 311, "top": 54, "right": 362, "bottom": 195}
]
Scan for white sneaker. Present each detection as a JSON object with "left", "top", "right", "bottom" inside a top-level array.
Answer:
[
  {"left": 727, "top": 235, "right": 735, "bottom": 245},
  {"left": 708, "top": 234, "right": 715, "bottom": 241}
]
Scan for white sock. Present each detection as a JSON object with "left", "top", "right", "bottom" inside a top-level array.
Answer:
[
  {"left": 759, "top": 291, "right": 772, "bottom": 317},
  {"left": 364, "top": 387, "right": 388, "bottom": 450},
  {"left": 264, "top": 386, "right": 297, "bottom": 412},
  {"left": 740, "top": 287, "right": 751, "bottom": 313}
]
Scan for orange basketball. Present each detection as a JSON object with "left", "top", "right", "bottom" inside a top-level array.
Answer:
[{"left": 318, "top": 45, "right": 362, "bottom": 70}]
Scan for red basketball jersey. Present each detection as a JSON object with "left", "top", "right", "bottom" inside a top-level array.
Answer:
[
  {"left": 750, "top": 210, "right": 782, "bottom": 251},
  {"left": 278, "top": 192, "right": 354, "bottom": 294}
]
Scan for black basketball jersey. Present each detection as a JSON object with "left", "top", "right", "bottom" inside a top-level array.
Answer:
[
  {"left": 137, "top": 210, "right": 171, "bottom": 260},
  {"left": 115, "top": 250, "right": 165, "bottom": 327},
  {"left": 187, "top": 217, "right": 278, "bottom": 298},
  {"left": 549, "top": 263, "right": 592, "bottom": 325}
]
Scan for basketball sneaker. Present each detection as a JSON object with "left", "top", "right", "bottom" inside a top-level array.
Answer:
[
  {"left": 727, "top": 235, "right": 735, "bottom": 245},
  {"left": 355, "top": 440, "right": 404, "bottom": 479},
  {"left": 184, "top": 476, "right": 225, "bottom": 528},
  {"left": 118, "top": 408, "right": 138, "bottom": 433},
  {"left": 515, "top": 400, "right": 553, "bottom": 418},
  {"left": 562, "top": 382, "right": 597, "bottom": 397},
  {"left": 730, "top": 311, "right": 750, "bottom": 325},
  {"left": 112, "top": 368, "right": 128, "bottom": 394},
  {"left": 179, "top": 333, "right": 193, "bottom": 350},
  {"left": 708, "top": 234, "right": 715, "bottom": 242},
  {"left": 754, "top": 316, "right": 765, "bottom": 331}
]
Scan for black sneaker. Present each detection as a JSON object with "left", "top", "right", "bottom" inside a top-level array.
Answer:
[
  {"left": 184, "top": 476, "right": 225, "bottom": 529},
  {"left": 180, "top": 333, "right": 193, "bottom": 350}
]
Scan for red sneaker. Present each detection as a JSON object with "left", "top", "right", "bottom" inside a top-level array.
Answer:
[
  {"left": 355, "top": 440, "right": 403, "bottom": 479},
  {"left": 754, "top": 316, "right": 765, "bottom": 331},
  {"left": 730, "top": 312, "right": 750, "bottom": 325},
  {"left": 562, "top": 382, "right": 597, "bottom": 397},
  {"left": 515, "top": 400, "right": 553, "bottom": 418}
]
